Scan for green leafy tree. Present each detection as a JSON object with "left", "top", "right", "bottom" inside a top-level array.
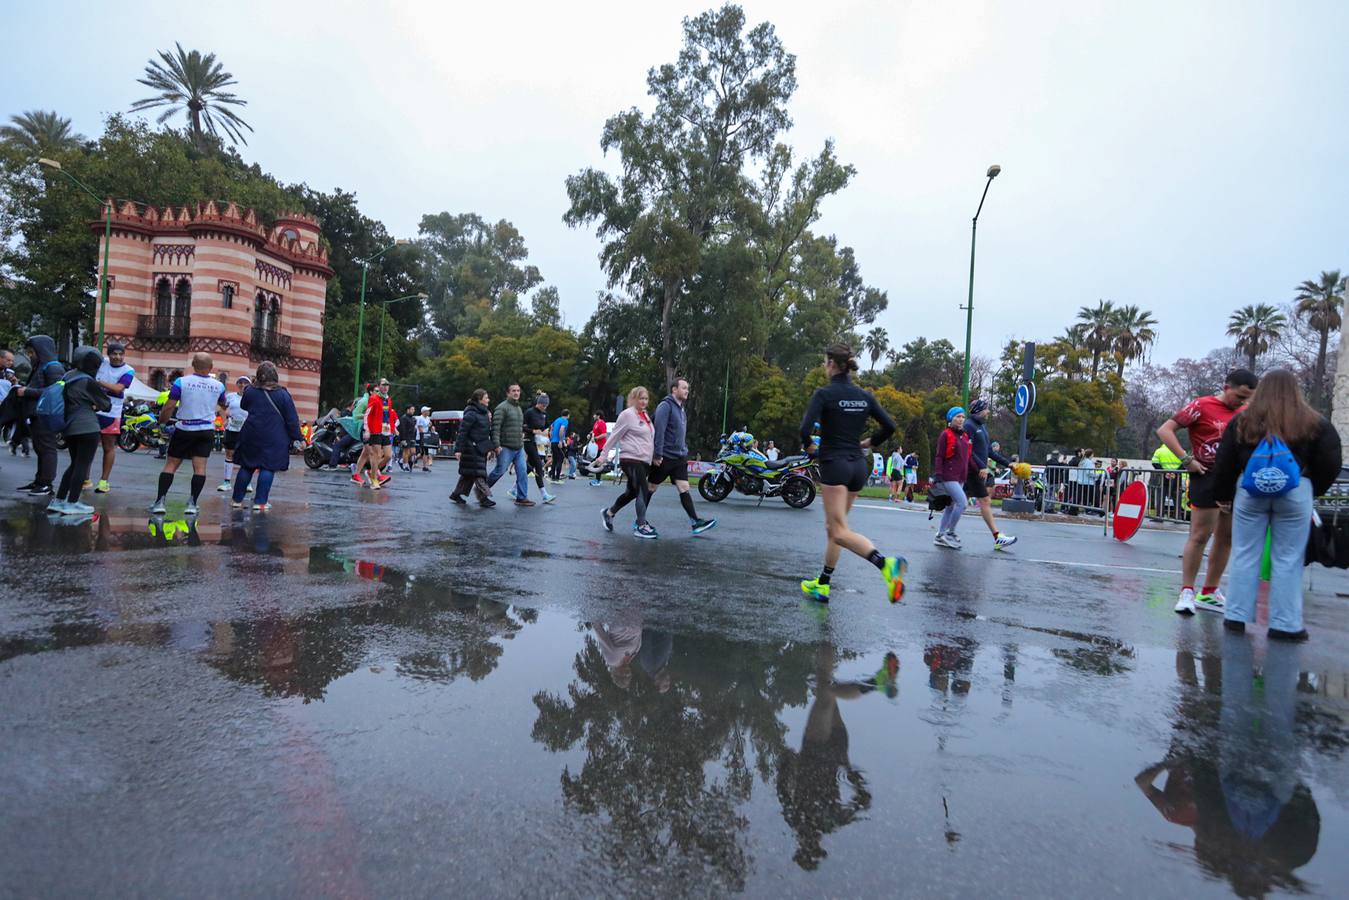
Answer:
[
  {"left": 418, "top": 212, "right": 542, "bottom": 341},
  {"left": 1293, "top": 270, "right": 1346, "bottom": 410},
  {"left": 0, "top": 110, "right": 85, "bottom": 156},
  {"left": 1110, "top": 304, "right": 1157, "bottom": 377},
  {"left": 130, "top": 43, "right": 253, "bottom": 148},
  {"left": 565, "top": 4, "right": 799, "bottom": 390},
  {"left": 883, "top": 337, "right": 962, "bottom": 393},
  {"left": 1226, "top": 303, "right": 1286, "bottom": 370}
]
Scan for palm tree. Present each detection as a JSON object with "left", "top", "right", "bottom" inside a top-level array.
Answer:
[
  {"left": 1294, "top": 270, "right": 1346, "bottom": 410},
  {"left": 1111, "top": 304, "right": 1158, "bottom": 377},
  {"left": 0, "top": 110, "right": 85, "bottom": 156},
  {"left": 130, "top": 43, "right": 253, "bottom": 148},
  {"left": 1076, "top": 299, "right": 1117, "bottom": 380},
  {"left": 864, "top": 326, "right": 888, "bottom": 372},
  {"left": 1226, "top": 303, "right": 1286, "bottom": 371}
]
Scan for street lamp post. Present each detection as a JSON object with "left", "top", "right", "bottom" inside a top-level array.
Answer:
[
  {"left": 376, "top": 292, "right": 429, "bottom": 378},
  {"left": 720, "top": 336, "right": 749, "bottom": 436},
  {"left": 961, "top": 164, "right": 1001, "bottom": 409},
  {"left": 353, "top": 239, "right": 412, "bottom": 399},
  {"left": 38, "top": 158, "right": 113, "bottom": 350}
]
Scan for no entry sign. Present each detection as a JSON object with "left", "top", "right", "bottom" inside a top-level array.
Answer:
[{"left": 1113, "top": 480, "right": 1147, "bottom": 542}]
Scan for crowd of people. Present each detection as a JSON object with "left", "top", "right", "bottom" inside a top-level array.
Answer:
[{"left": 2, "top": 335, "right": 1344, "bottom": 632}]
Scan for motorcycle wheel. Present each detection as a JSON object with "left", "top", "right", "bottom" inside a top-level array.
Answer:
[
  {"left": 698, "top": 471, "right": 732, "bottom": 502},
  {"left": 781, "top": 476, "right": 816, "bottom": 509},
  {"left": 117, "top": 430, "right": 138, "bottom": 452},
  {"left": 303, "top": 446, "right": 325, "bottom": 470}
]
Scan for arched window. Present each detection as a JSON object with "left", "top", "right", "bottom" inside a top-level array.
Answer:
[
  {"left": 270, "top": 296, "right": 281, "bottom": 330},
  {"left": 221, "top": 284, "right": 234, "bottom": 309},
  {"left": 155, "top": 277, "right": 172, "bottom": 318},
  {"left": 254, "top": 290, "right": 267, "bottom": 333},
  {"left": 174, "top": 278, "right": 191, "bottom": 318},
  {"left": 150, "top": 369, "right": 166, "bottom": 391}
]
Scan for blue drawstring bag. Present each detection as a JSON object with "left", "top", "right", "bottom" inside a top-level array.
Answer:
[
  {"left": 1240, "top": 435, "right": 1301, "bottom": 497},
  {"left": 35, "top": 371, "right": 90, "bottom": 433}
]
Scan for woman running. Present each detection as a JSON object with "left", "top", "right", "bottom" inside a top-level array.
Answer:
[{"left": 799, "top": 343, "right": 907, "bottom": 604}]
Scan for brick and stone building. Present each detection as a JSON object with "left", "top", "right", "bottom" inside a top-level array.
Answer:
[{"left": 93, "top": 200, "right": 332, "bottom": 418}]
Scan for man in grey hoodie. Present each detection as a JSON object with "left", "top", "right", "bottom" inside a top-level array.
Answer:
[
  {"left": 48, "top": 347, "right": 110, "bottom": 515},
  {"left": 647, "top": 377, "right": 716, "bottom": 535},
  {"left": 12, "top": 335, "right": 65, "bottom": 496}
]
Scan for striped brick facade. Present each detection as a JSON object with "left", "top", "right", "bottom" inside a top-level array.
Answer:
[{"left": 94, "top": 200, "right": 332, "bottom": 419}]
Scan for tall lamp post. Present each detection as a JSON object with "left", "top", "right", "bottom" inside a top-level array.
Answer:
[
  {"left": 961, "top": 164, "right": 1001, "bottom": 408},
  {"left": 38, "top": 158, "right": 113, "bottom": 350},
  {"left": 721, "top": 336, "right": 749, "bottom": 436},
  {"left": 353, "top": 239, "right": 412, "bottom": 398},
  {"left": 376, "top": 292, "right": 429, "bottom": 378}
]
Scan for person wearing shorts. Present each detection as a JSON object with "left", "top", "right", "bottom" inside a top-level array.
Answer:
[
  {"left": 798, "top": 343, "right": 906, "bottom": 605},
  {"left": 887, "top": 448, "right": 905, "bottom": 501},
  {"left": 1157, "top": 368, "right": 1258, "bottom": 615},
  {"left": 217, "top": 376, "right": 252, "bottom": 493},
  {"left": 415, "top": 406, "right": 435, "bottom": 472},
  {"left": 398, "top": 405, "right": 418, "bottom": 471},
  {"left": 150, "top": 352, "right": 224, "bottom": 516},
  {"left": 93, "top": 341, "right": 136, "bottom": 494},
  {"left": 903, "top": 451, "right": 919, "bottom": 502},
  {"left": 646, "top": 377, "right": 716, "bottom": 535},
  {"left": 359, "top": 379, "right": 397, "bottom": 489}
]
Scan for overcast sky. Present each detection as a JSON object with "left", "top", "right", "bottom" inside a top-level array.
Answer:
[{"left": 3, "top": 0, "right": 1346, "bottom": 367}]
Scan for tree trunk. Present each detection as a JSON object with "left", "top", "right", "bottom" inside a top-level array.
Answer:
[
  {"left": 1331, "top": 323, "right": 1349, "bottom": 442},
  {"left": 1316, "top": 327, "right": 1329, "bottom": 411},
  {"left": 660, "top": 277, "right": 679, "bottom": 393},
  {"left": 1247, "top": 349, "right": 1257, "bottom": 372}
]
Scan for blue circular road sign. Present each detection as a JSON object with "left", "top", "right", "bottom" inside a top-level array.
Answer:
[{"left": 1015, "top": 382, "right": 1036, "bottom": 416}]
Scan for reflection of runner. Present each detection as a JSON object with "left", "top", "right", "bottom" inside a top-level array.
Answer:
[
  {"left": 1135, "top": 642, "right": 1320, "bottom": 896},
  {"left": 775, "top": 642, "right": 874, "bottom": 871},
  {"left": 798, "top": 344, "right": 906, "bottom": 604}
]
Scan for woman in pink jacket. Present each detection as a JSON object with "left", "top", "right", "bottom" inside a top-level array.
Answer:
[{"left": 600, "top": 386, "right": 659, "bottom": 539}]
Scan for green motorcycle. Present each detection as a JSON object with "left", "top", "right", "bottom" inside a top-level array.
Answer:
[{"left": 698, "top": 433, "right": 817, "bottom": 509}]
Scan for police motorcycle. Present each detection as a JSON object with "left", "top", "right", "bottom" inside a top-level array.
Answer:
[
  {"left": 305, "top": 412, "right": 363, "bottom": 469},
  {"left": 698, "top": 431, "right": 818, "bottom": 509}
]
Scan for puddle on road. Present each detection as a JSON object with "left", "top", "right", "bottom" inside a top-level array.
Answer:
[{"left": 3, "top": 509, "right": 1349, "bottom": 894}]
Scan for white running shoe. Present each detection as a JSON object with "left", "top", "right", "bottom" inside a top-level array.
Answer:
[
  {"left": 994, "top": 533, "right": 1018, "bottom": 550},
  {"left": 508, "top": 486, "right": 519, "bottom": 500},
  {"left": 934, "top": 533, "right": 959, "bottom": 549},
  {"left": 184, "top": 501, "right": 199, "bottom": 516},
  {"left": 63, "top": 501, "right": 95, "bottom": 516},
  {"left": 216, "top": 480, "right": 232, "bottom": 492},
  {"left": 149, "top": 499, "right": 167, "bottom": 515},
  {"left": 542, "top": 491, "right": 556, "bottom": 504},
  {"left": 946, "top": 531, "right": 963, "bottom": 547},
  {"left": 1174, "top": 588, "right": 1197, "bottom": 616},
  {"left": 1194, "top": 589, "right": 1225, "bottom": 614}
]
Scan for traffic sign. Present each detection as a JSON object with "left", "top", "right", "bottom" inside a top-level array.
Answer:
[
  {"left": 1112, "top": 480, "right": 1148, "bottom": 542},
  {"left": 1014, "top": 382, "right": 1036, "bottom": 416}
]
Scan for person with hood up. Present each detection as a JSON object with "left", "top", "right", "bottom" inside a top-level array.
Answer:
[
  {"left": 230, "top": 362, "right": 303, "bottom": 512},
  {"left": 47, "top": 346, "right": 111, "bottom": 515},
  {"left": 449, "top": 388, "right": 497, "bottom": 507},
  {"left": 933, "top": 407, "right": 978, "bottom": 549},
  {"left": 963, "top": 398, "right": 1017, "bottom": 549},
  {"left": 13, "top": 334, "right": 65, "bottom": 496}
]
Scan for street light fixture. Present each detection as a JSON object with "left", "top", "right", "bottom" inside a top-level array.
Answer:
[
  {"left": 39, "top": 157, "right": 114, "bottom": 351},
  {"left": 353, "top": 238, "right": 413, "bottom": 398},
  {"left": 376, "top": 292, "right": 429, "bottom": 378},
  {"left": 961, "top": 163, "right": 1001, "bottom": 408}
]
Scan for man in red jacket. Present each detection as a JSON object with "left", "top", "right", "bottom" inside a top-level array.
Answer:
[
  {"left": 589, "top": 412, "right": 608, "bottom": 486},
  {"left": 359, "top": 379, "right": 398, "bottom": 489}
]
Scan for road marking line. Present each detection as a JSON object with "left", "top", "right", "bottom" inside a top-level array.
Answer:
[{"left": 1012, "top": 557, "right": 1180, "bottom": 574}]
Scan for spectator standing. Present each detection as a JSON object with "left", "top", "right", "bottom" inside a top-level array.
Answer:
[
  {"left": 46, "top": 347, "right": 110, "bottom": 515},
  {"left": 229, "top": 362, "right": 303, "bottom": 512},
  {"left": 549, "top": 408, "right": 570, "bottom": 482},
  {"left": 12, "top": 335, "right": 65, "bottom": 496},
  {"left": 450, "top": 388, "right": 497, "bottom": 508}
]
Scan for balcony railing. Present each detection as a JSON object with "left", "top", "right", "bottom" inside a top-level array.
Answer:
[
  {"left": 137, "top": 315, "right": 191, "bottom": 339},
  {"left": 251, "top": 327, "right": 291, "bottom": 356}
]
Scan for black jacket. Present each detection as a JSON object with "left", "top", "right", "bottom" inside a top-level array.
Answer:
[
  {"left": 455, "top": 401, "right": 495, "bottom": 478},
  {"left": 20, "top": 334, "right": 63, "bottom": 415},
  {"left": 62, "top": 347, "right": 111, "bottom": 436},
  {"left": 800, "top": 374, "right": 895, "bottom": 459},
  {"left": 963, "top": 414, "right": 1010, "bottom": 470},
  {"left": 1211, "top": 413, "right": 1343, "bottom": 502}
]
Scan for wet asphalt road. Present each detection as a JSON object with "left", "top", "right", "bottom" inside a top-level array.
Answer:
[{"left": 2, "top": 449, "right": 1348, "bottom": 898}]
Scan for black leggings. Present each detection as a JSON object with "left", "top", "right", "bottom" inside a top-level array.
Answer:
[
  {"left": 610, "top": 460, "right": 651, "bottom": 526},
  {"left": 57, "top": 433, "right": 99, "bottom": 503},
  {"left": 525, "top": 442, "right": 546, "bottom": 489}
]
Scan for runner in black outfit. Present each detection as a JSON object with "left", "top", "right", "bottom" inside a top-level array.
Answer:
[{"left": 799, "top": 343, "right": 907, "bottom": 604}]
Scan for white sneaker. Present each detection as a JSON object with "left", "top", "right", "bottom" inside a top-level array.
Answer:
[
  {"left": 1195, "top": 588, "right": 1225, "bottom": 614},
  {"left": 946, "top": 531, "right": 963, "bottom": 547},
  {"left": 994, "top": 533, "right": 1018, "bottom": 550},
  {"left": 217, "top": 480, "right": 232, "bottom": 492},
  {"left": 542, "top": 491, "right": 556, "bottom": 504},
  {"left": 184, "top": 501, "right": 199, "bottom": 516},
  {"left": 149, "top": 499, "right": 167, "bottom": 515},
  {"left": 1174, "top": 588, "right": 1197, "bottom": 616},
  {"left": 933, "top": 532, "right": 947, "bottom": 546},
  {"left": 63, "top": 501, "right": 94, "bottom": 516},
  {"left": 934, "top": 533, "right": 958, "bottom": 549},
  {"left": 507, "top": 486, "right": 518, "bottom": 500}
]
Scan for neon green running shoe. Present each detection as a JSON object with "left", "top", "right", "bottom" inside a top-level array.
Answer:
[
  {"left": 800, "top": 578, "right": 831, "bottom": 604},
  {"left": 882, "top": 556, "right": 908, "bottom": 604}
]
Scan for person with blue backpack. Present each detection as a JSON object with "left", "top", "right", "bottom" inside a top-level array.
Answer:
[
  {"left": 42, "top": 347, "right": 110, "bottom": 516},
  {"left": 1211, "top": 369, "right": 1342, "bottom": 642}
]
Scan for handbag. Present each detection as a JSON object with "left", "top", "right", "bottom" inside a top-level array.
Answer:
[{"left": 1306, "top": 507, "right": 1349, "bottom": 569}]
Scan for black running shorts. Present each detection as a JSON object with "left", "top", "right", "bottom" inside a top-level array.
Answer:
[
  {"left": 223, "top": 430, "right": 241, "bottom": 451},
  {"left": 1187, "top": 470, "right": 1218, "bottom": 509},
  {"left": 964, "top": 472, "right": 990, "bottom": 500},
  {"left": 167, "top": 429, "right": 215, "bottom": 459},
  {"left": 650, "top": 456, "right": 689, "bottom": 485},
  {"left": 366, "top": 434, "right": 392, "bottom": 447},
  {"left": 818, "top": 455, "right": 870, "bottom": 492}
]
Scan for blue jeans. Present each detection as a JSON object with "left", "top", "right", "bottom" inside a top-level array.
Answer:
[
  {"left": 488, "top": 446, "right": 528, "bottom": 498},
  {"left": 939, "top": 481, "right": 968, "bottom": 533},
  {"left": 1226, "top": 480, "right": 1312, "bottom": 632},
  {"left": 232, "top": 467, "right": 276, "bottom": 505}
]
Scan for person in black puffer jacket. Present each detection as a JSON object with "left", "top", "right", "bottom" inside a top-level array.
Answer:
[
  {"left": 1211, "top": 369, "right": 1342, "bottom": 641},
  {"left": 14, "top": 334, "right": 65, "bottom": 495},
  {"left": 451, "top": 389, "right": 497, "bottom": 507},
  {"left": 49, "top": 346, "right": 111, "bottom": 515}
]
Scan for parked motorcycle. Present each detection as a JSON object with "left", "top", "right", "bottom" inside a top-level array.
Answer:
[
  {"left": 117, "top": 410, "right": 166, "bottom": 453},
  {"left": 305, "top": 416, "right": 362, "bottom": 469},
  {"left": 698, "top": 432, "right": 818, "bottom": 509}
]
